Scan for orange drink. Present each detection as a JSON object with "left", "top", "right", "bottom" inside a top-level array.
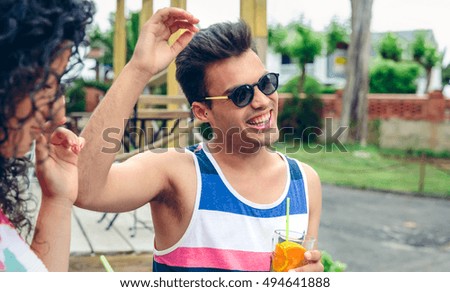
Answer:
[{"left": 271, "top": 230, "right": 315, "bottom": 272}]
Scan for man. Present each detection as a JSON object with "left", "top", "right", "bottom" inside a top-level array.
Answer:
[{"left": 77, "top": 7, "right": 323, "bottom": 272}]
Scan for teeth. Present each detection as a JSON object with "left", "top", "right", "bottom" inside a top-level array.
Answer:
[{"left": 248, "top": 112, "right": 270, "bottom": 125}]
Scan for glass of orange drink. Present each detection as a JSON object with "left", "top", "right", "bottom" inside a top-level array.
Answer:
[{"left": 271, "top": 230, "right": 315, "bottom": 272}]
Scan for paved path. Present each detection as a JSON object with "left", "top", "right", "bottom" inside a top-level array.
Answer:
[
  {"left": 70, "top": 206, "right": 154, "bottom": 255},
  {"left": 319, "top": 185, "right": 450, "bottom": 271},
  {"left": 32, "top": 178, "right": 446, "bottom": 272}
]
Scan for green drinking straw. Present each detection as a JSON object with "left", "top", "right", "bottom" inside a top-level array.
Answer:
[
  {"left": 286, "top": 197, "right": 290, "bottom": 241},
  {"left": 100, "top": 255, "right": 114, "bottom": 272}
]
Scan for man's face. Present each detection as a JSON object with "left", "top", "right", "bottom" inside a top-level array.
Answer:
[
  {"left": 0, "top": 47, "right": 71, "bottom": 158},
  {"left": 204, "top": 49, "right": 280, "bottom": 153}
]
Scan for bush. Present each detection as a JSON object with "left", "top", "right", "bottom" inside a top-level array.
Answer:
[
  {"left": 321, "top": 85, "right": 338, "bottom": 94},
  {"left": 321, "top": 250, "right": 347, "bottom": 272},
  {"left": 65, "top": 79, "right": 111, "bottom": 113},
  {"left": 278, "top": 95, "right": 323, "bottom": 142},
  {"left": 278, "top": 75, "right": 323, "bottom": 142},
  {"left": 378, "top": 32, "right": 403, "bottom": 62},
  {"left": 82, "top": 80, "right": 111, "bottom": 92},
  {"left": 279, "top": 75, "right": 323, "bottom": 97},
  {"left": 65, "top": 82, "right": 86, "bottom": 113},
  {"left": 369, "top": 59, "right": 422, "bottom": 93}
]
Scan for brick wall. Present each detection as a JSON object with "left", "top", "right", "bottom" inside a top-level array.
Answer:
[
  {"left": 277, "top": 91, "right": 450, "bottom": 151},
  {"left": 279, "top": 90, "right": 449, "bottom": 122}
]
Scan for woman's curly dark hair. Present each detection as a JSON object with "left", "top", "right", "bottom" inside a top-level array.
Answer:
[{"left": 0, "top": 0, "right": 95, "bottom": 236}]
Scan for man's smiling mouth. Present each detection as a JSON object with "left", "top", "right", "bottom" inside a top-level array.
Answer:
[{"left": 246, "top": 110, "right": 272, "bottom": 130}]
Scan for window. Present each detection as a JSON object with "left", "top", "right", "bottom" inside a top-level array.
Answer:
[{"left": 281, "top": 54, "right": 292, "bottom": 64}]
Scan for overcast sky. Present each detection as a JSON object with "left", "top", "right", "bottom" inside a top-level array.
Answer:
[{"left": 91, "top": 0, "right": 450, "bottom": 65}]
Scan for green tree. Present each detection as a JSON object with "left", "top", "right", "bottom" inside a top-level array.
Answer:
[
  {"left": 126, "top": 12, "right": 140, "bottom": 62},
  {"left": 378, "top": 33, "right": 403, "bottom": 62},
  {"left": 370, "top": 59, "right": 421, "bottom": 93},
  {"left": 269, "top": 20, "right": 322, "bottom": 95},
  {"left": 88, "top": 12, "right": 141, "bottom": 68},
  {"left": 412, "top": 33, "right": 440, "bottom": 92},
  {"left": 340, "top": 0, "right": 373, "bottom": 145},
  {"left": 89, "top": 24, "right": 113, "bottom": 66},
  {"left": 325, "top": 18, "right": 350, "bottom": 55}
]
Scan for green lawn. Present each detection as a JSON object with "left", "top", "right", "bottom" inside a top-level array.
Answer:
[{"left": 277, "top": 142, "right": 450, "bottom": 198}]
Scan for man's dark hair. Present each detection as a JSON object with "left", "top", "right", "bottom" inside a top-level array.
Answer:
[{"left": 175, "top": 20, "right": 257, "bottom": 107}]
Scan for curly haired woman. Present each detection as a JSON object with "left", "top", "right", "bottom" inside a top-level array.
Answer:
[{"left": 0, "top": 0, "right": 94, "bottom": 271}]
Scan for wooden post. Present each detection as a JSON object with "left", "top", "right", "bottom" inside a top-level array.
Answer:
[
  {"left": 170, "top": 0, "right": 187, "bottom": 10},
  {"left": 136, "top": 0, "right": 154, "bottom": 146},
  {"left": 168, "top": 0, "right": 187, "bottom": 98},
  {"left": 113, "top": 0, "right": 126, "bottom": 80},
  {"left": 168, "top": 0, "right": 187, "bottom": 100},
  {"left": 140, "top": 0, "right": 153, "bottom": 30},
  {"left": 240, "top": 0, "right": 267, "bottom": 65},
  {"left": 167, "top": 0, "right": 187, "bottom": 147},
  {"left": 418, "top": 153, "right": 426, "bottom": 194}
]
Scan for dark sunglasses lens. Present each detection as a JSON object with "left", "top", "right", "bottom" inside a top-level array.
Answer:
[
  {"left": 231, "top": 85, "right": 254, "bottom": 107},
  {"left": 259, "top": 73, "right": 278, "bottom": 95}
]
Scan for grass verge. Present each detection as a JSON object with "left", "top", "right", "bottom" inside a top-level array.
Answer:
[{"left": 276, "top": 142, "right": 450, "bottom": 198}]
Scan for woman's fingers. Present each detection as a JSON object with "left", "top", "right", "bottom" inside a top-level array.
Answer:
[{"left": 36, "top": 127, "right": 85, "bottom": 163}]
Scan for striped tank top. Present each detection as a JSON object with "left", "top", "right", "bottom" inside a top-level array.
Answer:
[{"left": 152, "top": 143, "right": 309, "bottom": 272}]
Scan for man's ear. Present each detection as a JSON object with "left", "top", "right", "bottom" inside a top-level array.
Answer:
[{"left": 191, "top": 101, "right": 210, "bottom": 122}]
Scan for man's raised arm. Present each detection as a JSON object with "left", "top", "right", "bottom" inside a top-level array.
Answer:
[{"left": 76, "top": 8, "right": 199, "bottom": 210}]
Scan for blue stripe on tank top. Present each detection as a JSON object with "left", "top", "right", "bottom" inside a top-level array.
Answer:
[
  {"left": 198, "top": 174, "right": 307, "bottom": 217},
  {"left": 287, "top": 157, "right": 303, "bottom": 180},
  {"left": 187, "top": 144, "right": 308, "bottom": 217}
]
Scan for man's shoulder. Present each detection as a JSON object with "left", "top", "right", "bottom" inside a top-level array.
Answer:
[
  {"left": 283, "top": 156, "right": 320, "bottom": 183},
  {"left": 299, "top": 162, "right": 319, "bottom": 179}
]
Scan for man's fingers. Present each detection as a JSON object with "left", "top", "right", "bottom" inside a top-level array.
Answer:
[
  {"left": 153, "top": 7, "right": 199, "bottom": 25},
  {"left": 290, "top": 261, "right": 324, "bottom": 272},
  {"left": 168, "top": 21, "right": 199, "bottom": 35},
  {"left": 305, "top": 250, "right": 321, "bottom": 262},
  {"left": 163, "top": 13, "right": 199, "bottom": 28},
  {"left": 171, "top": 30, "right": 196, "bottom": 56},
  {"left": 288, "top": 250, "right": 324, "bottom": 272}
]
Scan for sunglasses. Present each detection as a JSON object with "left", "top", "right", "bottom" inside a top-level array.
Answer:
[{"left": 204, "top": 72, "right": 279, "bottom": 108}]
